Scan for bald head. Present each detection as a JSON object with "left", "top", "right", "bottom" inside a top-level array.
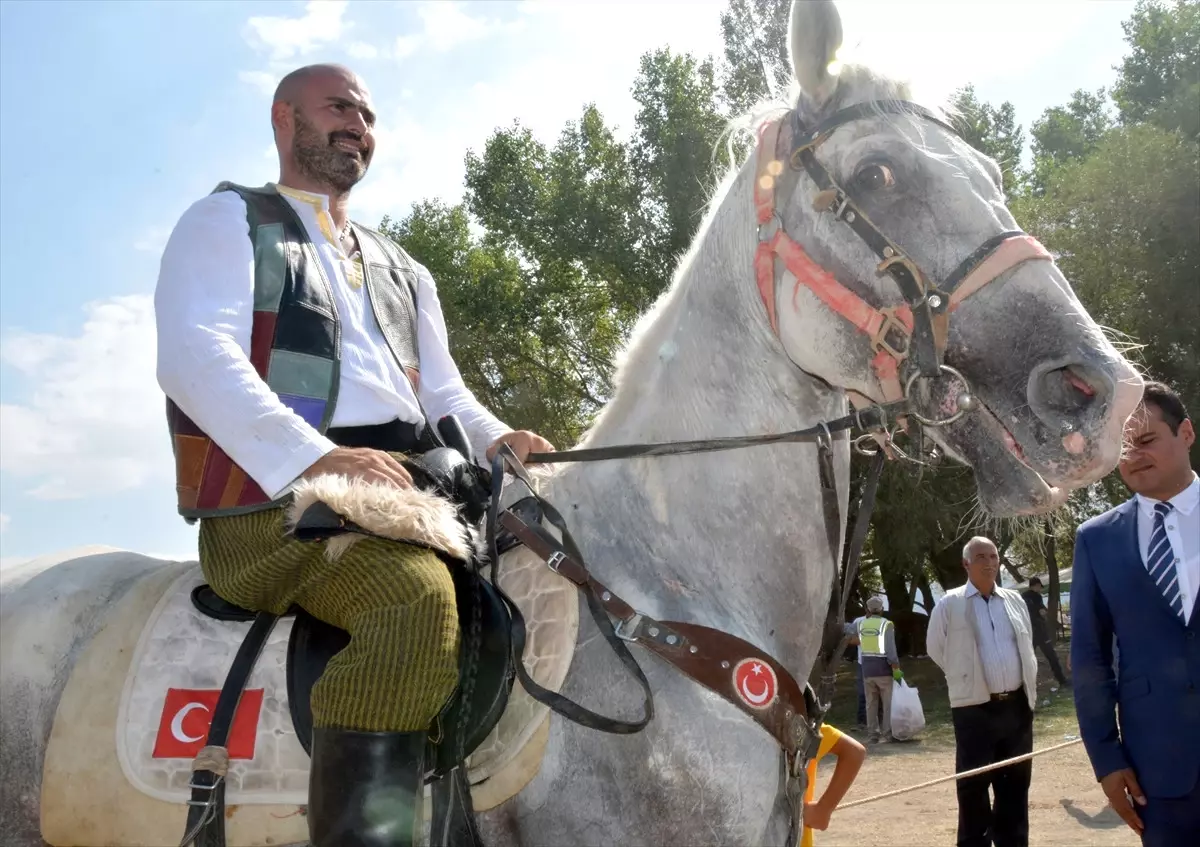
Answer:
[
  {"left": 270, "top": 63, "right": 376, "bottom": 198},
  {"left": 273, "top": 64, "right": 361, "bottom": 106}
]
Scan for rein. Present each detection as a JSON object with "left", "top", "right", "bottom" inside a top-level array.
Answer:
[{"left": 520, "top": 399, "right": 908, "bottom": 465}]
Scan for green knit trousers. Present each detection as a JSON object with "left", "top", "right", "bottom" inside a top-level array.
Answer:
[{"left": 198, "top": 506, "right": 460, "bottom": 733}]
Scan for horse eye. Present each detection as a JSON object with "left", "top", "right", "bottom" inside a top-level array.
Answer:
[{"left": 854, "top": 163, "right": 895, "bottom": 192}]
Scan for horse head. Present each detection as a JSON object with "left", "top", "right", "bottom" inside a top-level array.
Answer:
[{"left": 763, "top": 0, "right": 1142, "bottom": 516}]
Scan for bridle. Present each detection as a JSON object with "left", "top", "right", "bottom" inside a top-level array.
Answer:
[
  {"left": 754, "top": 100, "right": 1053, "bottom": 416},
  {"left": 481, "top": 99, "right": 1058, "bottom": 847}
]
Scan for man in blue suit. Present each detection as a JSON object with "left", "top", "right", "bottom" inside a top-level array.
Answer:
[{"left": 1070, "top": 380, "right": 1199, "bottom": 846}]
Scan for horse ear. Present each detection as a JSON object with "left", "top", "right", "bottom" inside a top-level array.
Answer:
[{"left": 788, "top": 0, "right": 843, "bottom": 108}]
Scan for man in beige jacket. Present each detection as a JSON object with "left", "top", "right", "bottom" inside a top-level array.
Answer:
[{"left": 928, "top": 536, "right": 1039, "bottom": 847}]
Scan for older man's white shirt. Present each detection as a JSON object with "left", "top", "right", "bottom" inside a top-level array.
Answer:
[{"left": 964, "top": 581, "right": 1025, "bottom": 694}]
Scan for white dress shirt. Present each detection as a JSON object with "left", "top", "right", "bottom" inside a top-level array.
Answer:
[
  {"left": 1136, "top": 472, "right": 1200, "bottom": 623},
  {"left": 965, "top": 581, "right": 1024, "bottom": 694},
  {"left": 154, "top": 184, "right": 510, "bottom": 499}
]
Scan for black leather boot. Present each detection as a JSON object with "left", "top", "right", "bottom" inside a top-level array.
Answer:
[{"left": 308, "top": 726, "right": 427, "bottom": 846}]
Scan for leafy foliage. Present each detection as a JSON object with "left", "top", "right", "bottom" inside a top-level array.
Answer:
[
  {"left": 718, "top": 0, "right": 793, "bottom": 113},
  {"left": 1111, "top": 0, "right": 1200, "bottom": 139},
  {"left": 631, "top": 50, "right": 730, "bottom": 283},
  {"left": 945, "top": 84, "right": 1026, "bottom": 202},
  {"left": 379, "top": 202, "right": 604, "bottom": 449},
  {"left": 1027, "top": 88, "right": 1114, "bottom": 195}
]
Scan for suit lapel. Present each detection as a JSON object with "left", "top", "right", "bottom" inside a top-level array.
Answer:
[{"left": 1117, "top": 498, "right": 1186, "bottom": 626}]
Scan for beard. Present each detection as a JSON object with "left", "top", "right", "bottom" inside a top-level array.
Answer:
[{"left": 291, "top": 108, "right": 369, "bottom": 194}]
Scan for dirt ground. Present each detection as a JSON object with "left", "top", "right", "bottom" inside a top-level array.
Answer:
[
  {"left": 809, "top": 644, "right": 1140, "bottom": 847},
  {"left": 812, "top": 732, "right": 1138, "bottom": 847}
]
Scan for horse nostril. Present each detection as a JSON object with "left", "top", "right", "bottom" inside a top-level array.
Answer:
[
  {"left": 1028, "top": 361, "right": 1111, "bottom": 439},
  {"left": 1062, "top": 368, "right": 1096, "bottom": 399}
]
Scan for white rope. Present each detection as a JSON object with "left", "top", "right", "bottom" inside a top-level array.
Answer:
[{"left": 836, "top": 738, "right": 1084, "bottom": 811}]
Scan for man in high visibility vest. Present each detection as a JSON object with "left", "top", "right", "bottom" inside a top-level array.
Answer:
[{"left": 857, "top": 596, "right": 902, "bottom": 743}]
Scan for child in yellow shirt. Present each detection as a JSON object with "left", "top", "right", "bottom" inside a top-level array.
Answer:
[{"left": 800, "top": 723, "right": 867, "bottom": 847}]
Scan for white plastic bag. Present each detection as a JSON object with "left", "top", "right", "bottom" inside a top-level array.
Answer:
[{"left": 890, "top": 679, "right": 925, "bottom": 740}]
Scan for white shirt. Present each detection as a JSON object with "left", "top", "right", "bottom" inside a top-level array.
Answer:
[
  {"left": 154, "top": 185, "right": 510, "bottom": 499},
  {"left": 1135, "top": 472, "right": 1200, "bottom": 623},
  {"left": 964, "top": 581, "right": 1024, "bottom": 694}
]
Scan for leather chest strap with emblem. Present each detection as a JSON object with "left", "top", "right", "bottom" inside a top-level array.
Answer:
[{"left": 497, "top": 510, "right": 816, "bottom": 759}]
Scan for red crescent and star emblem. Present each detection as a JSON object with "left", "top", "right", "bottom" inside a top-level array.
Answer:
[
  {"left": 152, "top": 687, "right": 263, "bottom": 759},
  {"left": 732, "top": 658, "right": 778, "bottom": 710}
]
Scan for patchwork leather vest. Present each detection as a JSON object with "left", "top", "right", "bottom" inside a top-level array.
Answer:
[{"left": 166, "top": 182, "right": 422, "bottom": 522}]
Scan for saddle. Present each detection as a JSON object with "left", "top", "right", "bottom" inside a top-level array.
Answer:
[{"left": 184, "top": 419, "right": 538, "bottom": 847}]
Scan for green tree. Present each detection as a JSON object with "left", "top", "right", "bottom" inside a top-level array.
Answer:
[
  {"left": 946, "top": 84, "right": 1027, "bottom": 201},
  {"left": 1111, "top": 0, "right": 1200, "bottom": 139},
  {"left": 631, "top": 49, "right": 729, "bottom": 291},
  {"left": 379, "top": 200, "right": 608, "bottom": 448},
  {"left": 718, "top": 0, "right": 793, "bottom": 114},
  {"left": 1027, "top": 88, "right": 1113, "bottom": 194},
  {"left": 1031, "top": 89, "right": 1113, "bottom": 164}
]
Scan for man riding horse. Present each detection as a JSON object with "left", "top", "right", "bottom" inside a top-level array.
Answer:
[{"left": 153, "top": 63, "right": 553, "bottom": 846}]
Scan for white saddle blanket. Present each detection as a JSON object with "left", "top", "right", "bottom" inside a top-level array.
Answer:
[{"left": 116, "top": 545, "right": 578, "bottom": 806}]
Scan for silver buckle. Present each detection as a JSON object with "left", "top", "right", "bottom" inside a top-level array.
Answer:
[
  {"left": 546, "top": 550, "right": 566, "bottom": 572},
  {"left": 758, "top": 214, "right": 781, "bottom": 243},
  {"left": 186, "top": 777, "right": 221, "bottom": 793},
  {"left": 615, "top": 613, "right": 643, "bottom": 642}
]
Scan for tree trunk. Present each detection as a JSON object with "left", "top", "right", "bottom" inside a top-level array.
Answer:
[
  {"left": 882, "top": 567, "right": 913, "bottom": 616},
  {"left": 992, "top": 530, "right": 1026, "bottom": 586},
  {"left": 930, "top": 541, "right": 968, "bottom": 590},
  {"left": 1044, "top": 519, "right": 1061, "bottom": 643},
  {"left": 916, "top": 573, "right": 935, "bottom": 615},
  {"left": 999, "top": 552, "right": 1027, "bottom": 585}
]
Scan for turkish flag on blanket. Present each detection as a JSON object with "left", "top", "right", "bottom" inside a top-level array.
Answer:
[{"left": 152, "top": 687, "right": 264, "bottom": 759}]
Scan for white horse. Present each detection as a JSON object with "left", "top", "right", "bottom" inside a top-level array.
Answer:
[{"left": 2, "top": 2, "right": 1141, "bottom": 845}]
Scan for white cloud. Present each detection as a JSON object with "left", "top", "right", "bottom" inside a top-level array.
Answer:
[
  {"left": 369, "top": 1, "right": 514, "bottom": 64},
  {"left": 0, "top": 513, "right": 9, "bottom": 533},
  {"left": 238, "top": 70, "right": 280, "bottom": 97},
  {"left": 394, "top": 34, "right": 420, "bottom": 60},
  {"left": 0, "top": 295, "right": 171, "bottom": 501},
  {"left": 347, "top": 41, "right": 380, "bottom": 60},
  {"left": 243, "top": 0, "right": 348, "bottom": 61},
  {"left": 413, "top": 1, "right": 490, "bottom": 53}
]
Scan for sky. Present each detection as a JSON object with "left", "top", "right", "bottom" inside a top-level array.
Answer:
[{"left": 0, "top": 0, "right": 1139, "bottom": 572}]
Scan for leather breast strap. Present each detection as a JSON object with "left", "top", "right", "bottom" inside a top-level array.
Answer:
[{"left": 497, "top": 510, "right": 819, "bottom": 760}]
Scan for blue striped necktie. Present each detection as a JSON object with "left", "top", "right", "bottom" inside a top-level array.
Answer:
[{"left": 1147, "top": 502, "right": 1185, "bottom": 621}]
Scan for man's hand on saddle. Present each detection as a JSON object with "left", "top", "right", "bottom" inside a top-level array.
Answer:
[
  {"left": 486, "top": 430, "right": 556, "bottom": 464},
  {"left": 302, "top": 446, "right": 414, "bottom": 489}
]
